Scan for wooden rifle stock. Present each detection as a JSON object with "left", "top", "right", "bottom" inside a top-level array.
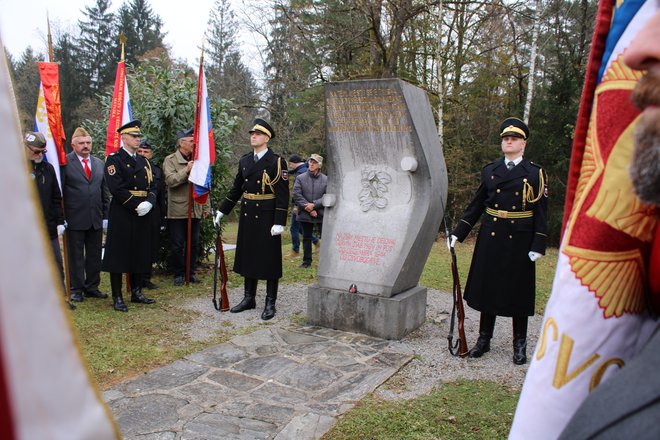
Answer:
[
  {"left": 212, "top": 227, "right": 230, "bottom": 312},
  {"left": 448, "top": 246, "right": 469, "bottom": 357}
]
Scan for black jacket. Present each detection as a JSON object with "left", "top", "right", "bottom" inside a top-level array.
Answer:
[{"left": 30, "top": 160, "right": 64, "bottom": 239}]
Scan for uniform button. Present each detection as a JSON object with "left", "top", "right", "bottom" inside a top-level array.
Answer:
[
  {"left": 511, "top": 220, "right": 515, "bottom": 224},
  {"left": 493, "top": 217, "right": 497, "bottom": 222},
  {"left": 491, "top": 175, "right": 494, "bottom": 180},
  {"left": 509, "top": 235, "right": 513, "bottom": 239},
  {"left": 496, "top": 189, "right": 501, "bottom": 193},
  {"left": 257, "top": 180, "right": 261, "bottom": 184},
  {"left": 523, "top": 178, "right": 528, "bottom": 182},
  {"left": 255, "top": 215, "right": 259, "bottom": 218},
  {"left": 245, "top": 179, "right": 248, "bottom": 182},
  {"left": 491, "top": 232, "right": 495, "bottom": 237},
  {"left": 256, "top": 203, "right": 259, "bottom": 207},
  {"left": 512, "top": 206, "right": 516, "bottom": 209},
  {"left": 244, "top": 213, "right": 247, "bottom": 216},
  {"left": 515, "top": 192, "right": 519, "bottom": 196},
  {"left": 134, "top": 187, "right": 137, "bottom": 190},
  {"left": 494, "top": 204, "right": 499, "bottom": 208}
]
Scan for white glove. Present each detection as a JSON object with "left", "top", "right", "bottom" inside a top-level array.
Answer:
[
  {"left": 136, "top": 201, "right": 153, "bottom": 216},
  {"left": 270, "top": 225, "right": 285, "bottom": 236},
  {"left": 102, "top": 219, "right": 108, "bottom": 230},
  {"left": 213, "top": 210, "right": 224, "bottom": 227},
  {"left": 57, "top": 224, "right": 66, "bottom": 236},
  {"left": 528, "top": 251, "right": 543, "bottom": 262},
  {"left": 448, "top": 235, "right": 458, "bottom": 250}
]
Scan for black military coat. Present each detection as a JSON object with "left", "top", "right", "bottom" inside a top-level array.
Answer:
[
  {"left": 452, "top": 158, "right": 548, "bottom": 317},
  {"left": 102, "top": 148, "right": 157, "bottom": 274},
  {"left": 220, "top": 149, "right": 289, "bottom": 280}
]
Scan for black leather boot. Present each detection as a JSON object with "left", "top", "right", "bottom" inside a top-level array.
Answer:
[
  {"left": 110, "top": 273, "right": 128, "bottom": 312},
  {"left": 262, "top": 279, "right": 278, "bottom": 320},
  {"left": 130, "top": 274, "right": 156, "bottom": 304},
  {"left": 231, "top": 278, "right": 257, "bottom": 313},
  {"left": 468, "top": 313, "right": 496, "bottom": 358},
  {"left": 513, "top": 316, "right": 528, "bottom": 365}
]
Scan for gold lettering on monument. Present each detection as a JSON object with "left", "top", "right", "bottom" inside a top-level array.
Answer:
[{"left": 327, "top": 88, "right": 412, "bottom": 133}]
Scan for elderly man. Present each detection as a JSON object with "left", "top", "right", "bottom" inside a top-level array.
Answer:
[
  {"left": 61, "top": 127, "right": 109, "bottom": 302},
  {"left": 102, "top": 120, "right": 157, "bottom": 312},
  {"left": 24, "top": 131, "right": 65, "bottom": 287},
  {"left": 215, "top": 119, "right": 289, "bottom": 320},
  {"left": 292, "top": 154, "right": 327, "bottom": 268},
  {"left": 163, "top": 128, "right": 210, "bottom": 286}
]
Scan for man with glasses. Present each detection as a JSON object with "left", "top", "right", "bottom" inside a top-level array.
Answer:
[
  {"left": 24, "top": 131, "right": 65, "bottom": 288},
  {"left": 61, "top": 127, "right": 109, "bottom": 302},
  {"left": 102, "top": 120, "right": 157, "bottom": 312}
]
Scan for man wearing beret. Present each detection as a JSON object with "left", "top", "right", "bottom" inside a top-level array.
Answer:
[
  {"left": 137, "top": 139, "right": 166, "bottom": 289},
  {"left": 61, "top": 127, "right": 110, "bottom": 302},
  {"left": 102, "top": 120, "right": 157, "bottom": 312},
  {"left": 24, "top": 131, "right": 66, "bottom": 288},
  {"left": 215, "top": 118, "right": 289, "bottom": 320},
  {"left": 163, "top": 128, "right": 210, "bottom": 286},
  {"left": 450, "top": 117, "right": 548, "bottom": 365}
]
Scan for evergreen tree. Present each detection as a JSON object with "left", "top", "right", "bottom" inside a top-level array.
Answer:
[
  {"left": 116, "top": 0, "right": 166, "bottom": 65},
  {"left": 53, "top": 32, "right": 90, "bottom": 137},
  {"left": 77, "top": 0, "right": 116, "bottom": 95},
  {"left": 10, "top": 47, "right": 43, "bottom": 131},
  {"left": 205, "top": 0, "right": 237, "bottom": 79}
]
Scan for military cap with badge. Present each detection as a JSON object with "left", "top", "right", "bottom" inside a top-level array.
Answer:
[
  {"left": 117, "top": 119, "right": 143, "bottom": 136},
  {"left": 500, "top": 117, "right": 529, "bottom": 140},
  {"left": 249, "top": 118, "right": 275, "bottom": 139}
]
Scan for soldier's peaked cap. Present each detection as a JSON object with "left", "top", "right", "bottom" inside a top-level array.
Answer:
[
  {"left": 500, "top": 117, "right": 529, "bottom": 140},
  {"left": 249, "top": 118, "right": 275, "bottom": 139},
  {"left": 117, "top": 119, "right": 142, "bottom": 135}
]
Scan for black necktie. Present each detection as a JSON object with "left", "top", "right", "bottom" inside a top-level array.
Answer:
[
  {"left": 507, "top": 161, "right": 515, "bottom": 171},
  {"left": 254, "top": 154, "right": 258, "bottom": 162}
]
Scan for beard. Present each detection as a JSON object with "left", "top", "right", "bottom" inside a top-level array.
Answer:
[
  {"left": 630, "top": 72, "right": 660, "bottom": 207},
  {"left": 32, "top": 155, "right": 43, "bottom": 164}
]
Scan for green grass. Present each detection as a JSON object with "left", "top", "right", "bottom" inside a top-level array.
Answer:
[{"left": 323, "top": 380, "right": 519, "bottom": 440}]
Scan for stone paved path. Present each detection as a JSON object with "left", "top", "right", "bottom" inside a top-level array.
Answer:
[{"left": 104, "top": 326, "right": 413, "bottom": 439}]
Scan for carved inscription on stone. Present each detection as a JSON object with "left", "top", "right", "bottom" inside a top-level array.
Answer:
[
  {"left": 326, "top": 88, "right": 411, "bottom": 133},
  {"left": 335, "top": 233, "right": 397, "bottom": 266}
]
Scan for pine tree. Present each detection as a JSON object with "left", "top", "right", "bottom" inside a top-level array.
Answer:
[
  {"left": 77, "top": 0, "right": 116, "bottom": 95},
  {"left": 10, "top": 47, "right": 43, "bottom": 131},
  {"left": 116, "top": 0, "right": 166, "bottom": 65}
]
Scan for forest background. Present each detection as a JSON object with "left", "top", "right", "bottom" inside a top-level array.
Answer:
[{"left": 7, "top": 0, "right": 598, "bottom": 251}]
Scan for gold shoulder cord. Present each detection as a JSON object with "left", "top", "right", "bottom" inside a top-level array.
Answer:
[
  {"left": 262, "top": 158, "right": 282, "bottom": 194},
  {"left": 145, "top": 160, "right": 153, "bottom": 186},
  {"left": 522, "top": 169, "right": 545, "bottom": 211}
]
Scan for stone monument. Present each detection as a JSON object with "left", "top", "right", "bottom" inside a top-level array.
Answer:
[{"left": 307, "top": 78, "right": 448, "bottom": 339}]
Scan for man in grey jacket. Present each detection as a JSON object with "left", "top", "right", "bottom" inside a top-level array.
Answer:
[{"left": 292, "top": 154, "right": 327, "bottom": 268}]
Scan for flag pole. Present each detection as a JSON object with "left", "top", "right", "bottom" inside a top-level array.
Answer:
[
  {"left": 46, "top": 13, "right": 73, "bottom": 308},
  {"left": 186, "top": 40, "right": 205, "bottom": 286}
]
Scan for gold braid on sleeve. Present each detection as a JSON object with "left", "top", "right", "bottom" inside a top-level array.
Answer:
[
  {"left": 262, "top": 158, "right": 282, "bottom": 194},
  {"left": 522, "top": 168, "right": 545, "bottom": 210}
]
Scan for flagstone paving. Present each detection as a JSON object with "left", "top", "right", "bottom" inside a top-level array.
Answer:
[{"left": 105, "top": 326, "right": 413, "bottom": 439}]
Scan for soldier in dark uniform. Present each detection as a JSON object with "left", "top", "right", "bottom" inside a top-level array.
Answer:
[
  {"left": 102, "top": 120, "right": 157, "bottom": 312},
  {"left": 215, "top": 119, "right": 289, "bottom": 320},
  {"left": 137, "top": 139, "right": 166, "bottom": 289},
  {"left": 450, "top": 117, "right": 548, "bottom": 364}
]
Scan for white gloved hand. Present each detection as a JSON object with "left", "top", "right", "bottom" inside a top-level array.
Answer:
[
  {"left": 136, "top": 201, "right": 153, "bottom": 216},
  {"left": 102, "top": 219, "right": 108, "bottom": 230},
  {"left": 213, "top": 210, "right": 224, "bottom": 227},
  {"left": 270, "top": 225, "right": 285, "bottom": 236},
  {"left": 528, "top": 251, "right": 543, "bottom": 262},
  {"left": 57, "top": 224, "right": 66, "bottom": 236},
  {"left": 448, "top": 235, "right": 458, "bottom": 250}
]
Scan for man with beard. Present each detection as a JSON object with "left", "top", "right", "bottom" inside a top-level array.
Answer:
[
  {"left": 61, "top": 127, "right": 109, "bottom": 302},
  {"left": 24, "top": 131, "right": 65, "bottom": 288},
  {"left": 558, "top": 7, "right": 660, "bottom": 438}
]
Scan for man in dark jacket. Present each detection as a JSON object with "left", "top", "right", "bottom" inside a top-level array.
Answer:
[
  {"left": 292, "top": 154, "right": 327, "bottom": 268},
  {"left": 24, "top": 131, "right": 65, "bottom": 287},
  {"left": 61, "top": 127, "right": 110, "bottom": 302},
  {"left": 102, "top": 120, "right": 157, "bottom": 312},
  {"left": 215, "top": 119, "right": 289, "bottom": 320},
  {"left": 450, "top": 117, "right": 548, "bottom": 365},
  {"left": 287, "top": 154, "right": 318, "bottom": 256}
]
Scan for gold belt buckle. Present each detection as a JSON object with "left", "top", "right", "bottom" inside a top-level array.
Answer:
[{"left": 498, "top": 210, "right": 508, "bottom": 218}]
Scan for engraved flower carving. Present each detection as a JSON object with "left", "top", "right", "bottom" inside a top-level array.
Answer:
[{"left": 359, "top": 167, "right": 392, "bottom": 212}]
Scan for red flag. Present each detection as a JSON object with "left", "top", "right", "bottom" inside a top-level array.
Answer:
[
  {"left": 37, "top": 62, "right": 66, "bottom": 165},
  {"left": 105, "top": 61, "right": 132, "bottom": 156}
]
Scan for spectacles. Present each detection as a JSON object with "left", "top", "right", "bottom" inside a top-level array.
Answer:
[
  {"left": 29, "top": 147, "right": 47, "bottom": 154},
  {"left": 129, "top": 134, "right": 143, "bottom": 138}
]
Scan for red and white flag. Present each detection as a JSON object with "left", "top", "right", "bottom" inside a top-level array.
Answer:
[
  {"left": 510, "top": 1, "right": 660, "bottom": 438},
  {"left": 34, "top": 62, "right": 67, "bottom": 189},
  {"left": 189, "top": 56, "right": 215, "bottom": 204},
  {"left": 105, "top": 60, "right": 133, "bottom": 156},
  {"left": 0, "top": 35, "right": 118, "bottom": 439}
]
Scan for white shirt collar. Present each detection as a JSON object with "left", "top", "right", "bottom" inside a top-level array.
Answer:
[
  {"left": 76, "top": 154, "right": 91, "bottom": 168},
  {"left": 504, "top": 156, "right": 523, "bottom": 166},
  {"left": 254, "top": 148, "right": 269, "bottom": 161}
]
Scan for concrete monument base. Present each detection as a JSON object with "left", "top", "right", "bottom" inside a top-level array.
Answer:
[{"left": 307, "top": 285, "right": 427, "bottom": 340}]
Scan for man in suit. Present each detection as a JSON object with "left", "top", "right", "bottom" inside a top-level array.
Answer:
[
  {"left": 61, "top": 127, "right": 109, "bottom": 302},
  {"left": 102, "top": 120, "right": 157, "bottom": 312},
  {"left": 450, "top": 117, "right": 548, "bottom": 365},
  {"left": 163, "top": 129, "right": 210, "bottom": 286},
  {"left": 215, "top": 119, "right": 289, "bottom": 320}
]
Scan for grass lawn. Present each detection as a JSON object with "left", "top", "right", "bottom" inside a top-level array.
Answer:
[{"left": 71, "top": 221, "right": 558, "bottom": 438}]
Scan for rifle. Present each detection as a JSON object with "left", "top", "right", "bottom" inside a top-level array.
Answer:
[
  {"left": 211, "top": 212, "right": 230, "bottom": 312},
  {"left": 445, "top": 221, "right": 469, "bottom": 357}
]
